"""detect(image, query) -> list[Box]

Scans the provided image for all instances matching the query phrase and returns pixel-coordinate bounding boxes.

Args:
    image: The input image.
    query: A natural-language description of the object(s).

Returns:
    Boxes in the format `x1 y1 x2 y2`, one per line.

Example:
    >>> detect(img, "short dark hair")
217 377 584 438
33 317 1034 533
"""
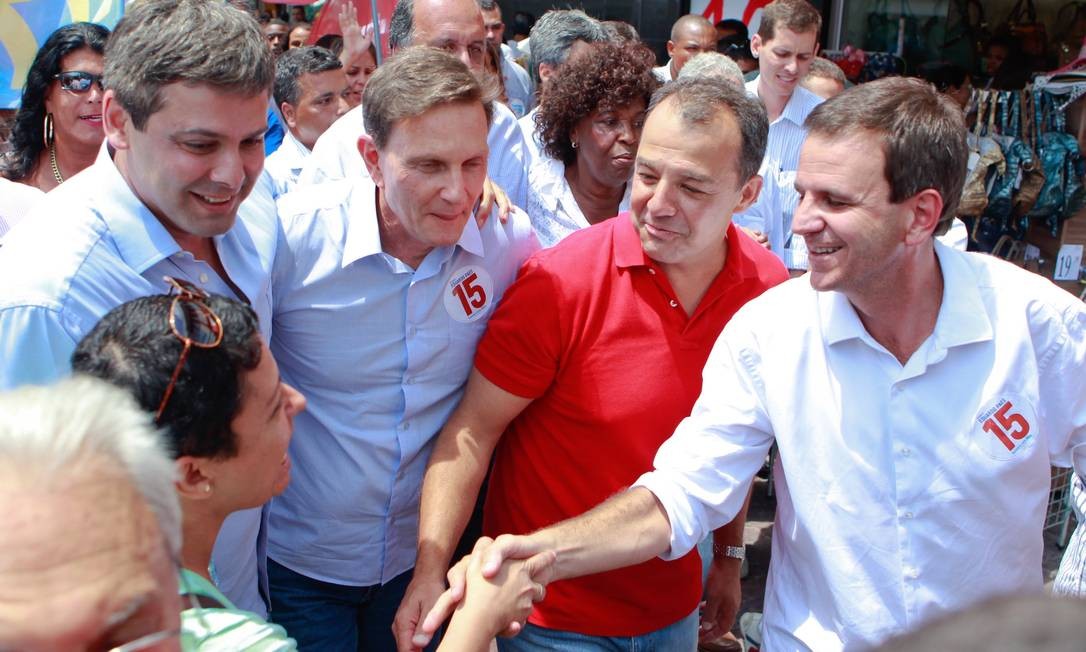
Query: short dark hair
805 76 968 230
1 22 110 182
716 18 748 39
918 61 969 93
104 0 273 130
510 11 535 38
757 0 821 41
274 46 342 107
648 77 768 184
389 0 415 50
72 293 263 460
537 41 658 165
266 17 289 28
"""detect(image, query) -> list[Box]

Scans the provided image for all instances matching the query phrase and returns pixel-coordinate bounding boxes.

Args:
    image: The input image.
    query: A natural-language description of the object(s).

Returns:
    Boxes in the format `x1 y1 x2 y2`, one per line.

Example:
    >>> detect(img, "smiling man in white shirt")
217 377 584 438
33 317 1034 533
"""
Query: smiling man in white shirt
431 77 1086 652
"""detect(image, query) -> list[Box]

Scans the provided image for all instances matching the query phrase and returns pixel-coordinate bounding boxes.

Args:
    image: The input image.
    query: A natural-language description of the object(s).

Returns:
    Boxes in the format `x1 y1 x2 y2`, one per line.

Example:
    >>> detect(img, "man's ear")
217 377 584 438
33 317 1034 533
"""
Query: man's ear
175 456 214 500
280 101 299 131
359 133 383 188
102 90 131 150
666 40 676 58
537 62 556 86
750 33 763 57
733 173 764 215
905 188 945 244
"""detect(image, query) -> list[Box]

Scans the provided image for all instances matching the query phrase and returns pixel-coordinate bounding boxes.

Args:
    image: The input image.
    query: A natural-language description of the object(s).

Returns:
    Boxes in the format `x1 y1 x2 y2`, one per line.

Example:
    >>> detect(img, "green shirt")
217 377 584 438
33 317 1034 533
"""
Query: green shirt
179 568 297 651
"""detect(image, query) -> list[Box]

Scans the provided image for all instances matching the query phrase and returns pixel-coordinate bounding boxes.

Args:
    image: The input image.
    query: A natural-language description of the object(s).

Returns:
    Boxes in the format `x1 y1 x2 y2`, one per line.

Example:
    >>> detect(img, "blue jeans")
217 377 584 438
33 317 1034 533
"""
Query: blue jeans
268 558 425 651
497 610 698 652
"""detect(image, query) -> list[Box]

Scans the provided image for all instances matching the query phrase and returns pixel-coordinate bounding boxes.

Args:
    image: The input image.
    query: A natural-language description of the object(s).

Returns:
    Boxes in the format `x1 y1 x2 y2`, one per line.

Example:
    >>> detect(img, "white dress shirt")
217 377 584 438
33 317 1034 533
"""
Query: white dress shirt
525 155 631 247
0 145 280 618
652 62 673 83
518 106 542 171
268 179 539 586
636 243 1086 651
298 101 529 209
264 129 310 198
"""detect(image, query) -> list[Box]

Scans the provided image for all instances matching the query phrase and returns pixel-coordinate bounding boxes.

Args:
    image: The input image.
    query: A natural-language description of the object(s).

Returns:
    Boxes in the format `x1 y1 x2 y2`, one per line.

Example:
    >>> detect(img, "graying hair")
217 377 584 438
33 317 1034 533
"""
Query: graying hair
104 0 273 130
389 0 415 50
364 46 497 149
528 9 607 85
274 46 343 108
0 376 182 558
678 52 745 89
805 57 846 84
648 77 768 183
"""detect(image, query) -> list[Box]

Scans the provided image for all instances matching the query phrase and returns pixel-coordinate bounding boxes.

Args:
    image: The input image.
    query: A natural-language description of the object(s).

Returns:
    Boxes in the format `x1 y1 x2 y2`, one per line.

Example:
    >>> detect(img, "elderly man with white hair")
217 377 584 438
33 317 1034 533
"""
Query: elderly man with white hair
0 376 184 651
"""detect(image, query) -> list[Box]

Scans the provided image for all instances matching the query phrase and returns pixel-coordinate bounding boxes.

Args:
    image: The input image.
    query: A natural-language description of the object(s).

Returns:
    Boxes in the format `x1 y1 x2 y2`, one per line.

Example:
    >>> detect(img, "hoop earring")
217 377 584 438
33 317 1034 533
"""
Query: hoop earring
43 113 55 149
571 139 578 149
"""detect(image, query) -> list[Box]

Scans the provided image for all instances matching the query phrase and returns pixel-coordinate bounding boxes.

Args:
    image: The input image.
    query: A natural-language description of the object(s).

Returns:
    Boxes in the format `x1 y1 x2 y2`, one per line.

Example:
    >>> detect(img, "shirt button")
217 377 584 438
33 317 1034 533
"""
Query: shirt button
400 422 410 431
669 299 679 308
648 268 656 275
901 448 911 457
404 377 414 385
904 511 914 519
908 568 919 579
198 273 209 284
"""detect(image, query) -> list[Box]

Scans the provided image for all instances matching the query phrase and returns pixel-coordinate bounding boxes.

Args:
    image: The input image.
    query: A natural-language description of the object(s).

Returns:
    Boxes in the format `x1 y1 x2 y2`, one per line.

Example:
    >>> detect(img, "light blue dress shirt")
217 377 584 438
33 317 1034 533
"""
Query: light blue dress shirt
268 179 539 585
733 77 823 269
0 146 280 618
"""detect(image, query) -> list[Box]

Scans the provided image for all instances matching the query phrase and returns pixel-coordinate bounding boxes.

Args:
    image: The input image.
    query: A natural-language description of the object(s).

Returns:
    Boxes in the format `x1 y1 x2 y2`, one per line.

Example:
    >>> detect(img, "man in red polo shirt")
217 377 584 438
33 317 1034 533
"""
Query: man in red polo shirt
397 77 786 651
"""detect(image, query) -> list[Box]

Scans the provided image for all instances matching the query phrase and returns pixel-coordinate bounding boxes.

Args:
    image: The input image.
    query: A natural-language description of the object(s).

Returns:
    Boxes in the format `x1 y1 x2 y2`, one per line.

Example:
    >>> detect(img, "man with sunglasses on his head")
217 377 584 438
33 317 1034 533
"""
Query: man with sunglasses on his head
0 0 280 620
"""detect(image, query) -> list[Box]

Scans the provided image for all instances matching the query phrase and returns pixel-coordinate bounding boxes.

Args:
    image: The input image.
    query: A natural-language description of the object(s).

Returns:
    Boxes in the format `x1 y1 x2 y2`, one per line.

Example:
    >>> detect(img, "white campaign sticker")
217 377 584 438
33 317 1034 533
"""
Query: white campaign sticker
971 394 1037 461
443 265 494 323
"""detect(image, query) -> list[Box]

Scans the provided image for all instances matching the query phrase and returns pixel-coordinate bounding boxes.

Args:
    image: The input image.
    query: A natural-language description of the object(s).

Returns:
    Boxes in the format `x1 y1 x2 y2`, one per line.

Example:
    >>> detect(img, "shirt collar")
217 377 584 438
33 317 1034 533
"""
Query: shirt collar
821 242 994 348
746 76 814 127
341 182 486 267
280 130 312 171
93 143 184 273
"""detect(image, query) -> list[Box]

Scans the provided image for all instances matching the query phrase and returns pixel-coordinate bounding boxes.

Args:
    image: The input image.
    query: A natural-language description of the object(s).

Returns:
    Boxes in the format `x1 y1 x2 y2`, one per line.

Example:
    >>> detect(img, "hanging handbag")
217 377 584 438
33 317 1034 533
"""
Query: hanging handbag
959 91 1007 216
1014 89 1046 216
1007 0 1048 57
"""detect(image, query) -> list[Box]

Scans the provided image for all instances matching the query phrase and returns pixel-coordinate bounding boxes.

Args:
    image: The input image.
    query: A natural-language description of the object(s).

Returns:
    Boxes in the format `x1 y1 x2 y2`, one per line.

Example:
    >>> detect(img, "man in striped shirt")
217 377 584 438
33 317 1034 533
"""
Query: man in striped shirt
733 0 823 272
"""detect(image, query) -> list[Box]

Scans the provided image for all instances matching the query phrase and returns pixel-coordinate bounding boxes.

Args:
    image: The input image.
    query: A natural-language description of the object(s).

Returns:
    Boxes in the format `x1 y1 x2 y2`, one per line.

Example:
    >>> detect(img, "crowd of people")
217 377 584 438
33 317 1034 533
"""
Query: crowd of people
1 0 1086 650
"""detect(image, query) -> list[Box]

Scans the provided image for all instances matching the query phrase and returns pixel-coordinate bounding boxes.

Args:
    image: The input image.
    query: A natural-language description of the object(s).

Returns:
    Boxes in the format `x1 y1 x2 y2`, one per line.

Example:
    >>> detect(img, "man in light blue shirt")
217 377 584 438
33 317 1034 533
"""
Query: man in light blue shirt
732 0 823 270
0 0 278 619
267 47 539 652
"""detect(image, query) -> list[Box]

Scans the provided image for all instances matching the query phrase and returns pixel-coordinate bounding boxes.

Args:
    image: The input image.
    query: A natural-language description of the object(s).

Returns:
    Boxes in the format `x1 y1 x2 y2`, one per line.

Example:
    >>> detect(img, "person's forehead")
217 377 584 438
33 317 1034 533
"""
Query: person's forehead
481 7 502 22
640 98 738 178
676 22 714 41
265 23 288 34
0 471 171 640
386 101 488 154
764 27 818 51
149 83 268 131
298 68 346 95
414 0 485 42
60 48 104 72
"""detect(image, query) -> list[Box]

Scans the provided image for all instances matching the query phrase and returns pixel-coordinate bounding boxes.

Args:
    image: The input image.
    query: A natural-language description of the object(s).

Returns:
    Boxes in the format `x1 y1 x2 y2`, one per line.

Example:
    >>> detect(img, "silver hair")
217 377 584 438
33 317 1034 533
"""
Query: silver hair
805 56 846 84
389 0 415 50
0 376 182 558
527 9 607 85
677 52 745 89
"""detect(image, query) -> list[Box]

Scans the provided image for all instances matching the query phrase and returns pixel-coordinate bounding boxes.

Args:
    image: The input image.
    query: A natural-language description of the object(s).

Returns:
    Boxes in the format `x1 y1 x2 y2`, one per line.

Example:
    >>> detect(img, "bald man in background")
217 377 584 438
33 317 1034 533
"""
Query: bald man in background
654 15 718 82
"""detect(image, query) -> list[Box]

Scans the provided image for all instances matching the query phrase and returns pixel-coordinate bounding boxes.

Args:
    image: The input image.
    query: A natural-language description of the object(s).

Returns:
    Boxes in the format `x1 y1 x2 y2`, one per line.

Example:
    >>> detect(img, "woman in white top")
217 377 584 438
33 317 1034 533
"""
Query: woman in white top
526 41 659 247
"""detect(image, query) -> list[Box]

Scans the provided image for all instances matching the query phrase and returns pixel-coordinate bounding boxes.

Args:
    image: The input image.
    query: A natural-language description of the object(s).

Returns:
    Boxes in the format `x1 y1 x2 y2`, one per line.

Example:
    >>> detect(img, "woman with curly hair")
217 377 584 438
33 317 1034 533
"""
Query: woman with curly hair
526 41 659 247
1 23 110 193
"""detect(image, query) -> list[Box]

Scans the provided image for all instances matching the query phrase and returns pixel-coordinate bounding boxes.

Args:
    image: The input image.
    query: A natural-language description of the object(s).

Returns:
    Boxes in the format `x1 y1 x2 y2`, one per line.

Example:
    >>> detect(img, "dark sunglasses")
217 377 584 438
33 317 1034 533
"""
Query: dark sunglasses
154 277 225 423
54 70 104 93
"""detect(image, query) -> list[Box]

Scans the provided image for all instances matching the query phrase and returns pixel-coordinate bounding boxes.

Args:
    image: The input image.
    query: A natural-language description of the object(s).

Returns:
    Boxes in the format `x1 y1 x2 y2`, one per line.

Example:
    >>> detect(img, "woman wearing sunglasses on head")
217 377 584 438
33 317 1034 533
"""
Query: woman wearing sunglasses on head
1 22 108 198
73 283 305 650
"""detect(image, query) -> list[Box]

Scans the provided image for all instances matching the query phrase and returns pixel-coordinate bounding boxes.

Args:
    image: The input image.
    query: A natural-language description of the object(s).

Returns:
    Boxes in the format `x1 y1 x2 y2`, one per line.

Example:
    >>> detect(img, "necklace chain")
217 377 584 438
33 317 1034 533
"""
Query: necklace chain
50 144 64 185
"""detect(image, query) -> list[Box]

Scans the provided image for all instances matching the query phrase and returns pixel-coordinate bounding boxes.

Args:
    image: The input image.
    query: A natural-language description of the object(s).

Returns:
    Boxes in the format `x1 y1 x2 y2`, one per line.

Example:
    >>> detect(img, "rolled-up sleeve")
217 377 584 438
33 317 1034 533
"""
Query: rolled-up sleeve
633 319 775 560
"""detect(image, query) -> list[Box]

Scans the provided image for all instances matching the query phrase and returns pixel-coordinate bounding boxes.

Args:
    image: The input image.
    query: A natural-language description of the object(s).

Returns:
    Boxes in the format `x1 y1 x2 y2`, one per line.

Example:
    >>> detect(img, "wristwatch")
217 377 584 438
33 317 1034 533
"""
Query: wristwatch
712 543 746 561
